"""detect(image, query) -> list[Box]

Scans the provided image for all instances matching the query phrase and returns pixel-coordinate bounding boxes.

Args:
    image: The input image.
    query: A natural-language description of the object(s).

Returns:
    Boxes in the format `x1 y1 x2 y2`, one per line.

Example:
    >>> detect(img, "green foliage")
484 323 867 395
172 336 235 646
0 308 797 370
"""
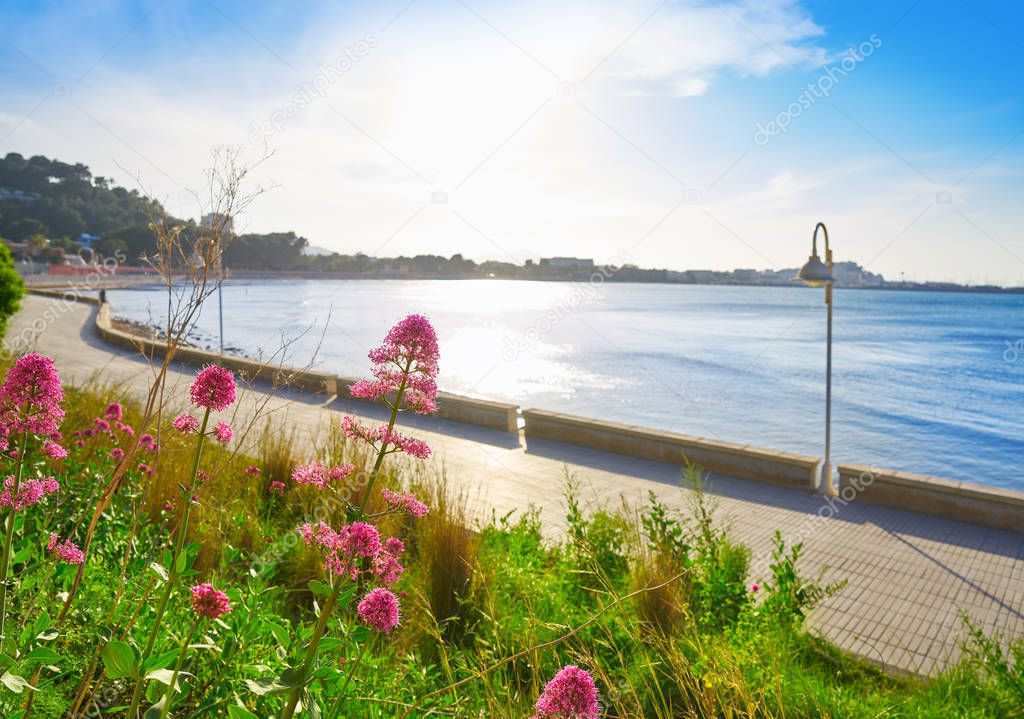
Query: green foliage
760 531 846 624
0 242 23 341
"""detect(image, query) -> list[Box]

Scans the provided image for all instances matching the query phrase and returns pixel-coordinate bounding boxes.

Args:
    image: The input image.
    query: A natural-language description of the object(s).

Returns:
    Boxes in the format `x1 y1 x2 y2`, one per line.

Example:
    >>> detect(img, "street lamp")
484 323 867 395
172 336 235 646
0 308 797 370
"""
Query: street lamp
796 222 836 496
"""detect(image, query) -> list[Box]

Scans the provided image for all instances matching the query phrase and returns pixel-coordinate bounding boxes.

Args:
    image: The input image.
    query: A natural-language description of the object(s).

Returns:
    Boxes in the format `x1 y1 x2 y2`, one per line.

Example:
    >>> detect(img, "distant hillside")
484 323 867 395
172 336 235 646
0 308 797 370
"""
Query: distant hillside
0 153 165 261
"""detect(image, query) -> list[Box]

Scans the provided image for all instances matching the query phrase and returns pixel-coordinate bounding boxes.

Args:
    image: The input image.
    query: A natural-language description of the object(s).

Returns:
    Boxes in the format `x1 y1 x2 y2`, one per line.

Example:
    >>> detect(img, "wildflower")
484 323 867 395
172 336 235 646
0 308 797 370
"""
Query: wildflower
749 582 759 593
173 413 200 434
340 417 431 460
189 365 236 412
297 521 381 577
532 666 600 719
47 533 85 565
74 440 85 449
291 460 355 490
384 537 404 556
372 549 404 585
0 353 65 436
349 314 440 414
164 499 175 513
138 463 154 476
42 440 68 460
244 464 261 476
93 418 110 432
213 421 233 443
190 583 232 619
104 402 123 421
116 422 135 437
268 480 285 495
343 522 381 558
140 433 158 452
357 588 400 634
381 488 429 518
109 447 125 461
0 475 59 511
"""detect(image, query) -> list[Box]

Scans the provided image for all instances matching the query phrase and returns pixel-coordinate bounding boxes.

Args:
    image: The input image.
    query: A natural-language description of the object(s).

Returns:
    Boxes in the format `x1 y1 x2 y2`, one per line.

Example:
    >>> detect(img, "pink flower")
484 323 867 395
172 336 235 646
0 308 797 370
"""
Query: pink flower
343 522 381 558
74 439 85 449
0 475 59 511
749 582 759 593
384 537 404 556
268 480 285 495
0 354 64 436
213 421 233 443
189 365 236 412
93 418 110 432
190 583 232 619
532 666 600 719
116 422 135 437
349 314 440 415
104 402 123 421
244 465 261 476
381 488 429 518
291 460 355 490
173 413 200 434
340 417 431 460
297 521 381 578
42 440 68 460
47 533 85 565
372 550 404 585
357 588 400 634
138 463 154 476
140 433 158 452
109 447 125 461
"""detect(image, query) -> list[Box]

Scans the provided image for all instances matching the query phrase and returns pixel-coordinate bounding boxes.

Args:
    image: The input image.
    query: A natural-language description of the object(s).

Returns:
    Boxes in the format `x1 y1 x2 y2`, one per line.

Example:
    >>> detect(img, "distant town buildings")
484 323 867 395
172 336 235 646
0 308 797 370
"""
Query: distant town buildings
539 257 595 270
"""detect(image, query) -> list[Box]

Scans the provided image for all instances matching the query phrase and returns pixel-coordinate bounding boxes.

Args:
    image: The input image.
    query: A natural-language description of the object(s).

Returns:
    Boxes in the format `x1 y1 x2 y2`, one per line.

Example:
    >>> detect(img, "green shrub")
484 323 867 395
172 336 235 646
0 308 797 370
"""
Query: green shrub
0 241 24 342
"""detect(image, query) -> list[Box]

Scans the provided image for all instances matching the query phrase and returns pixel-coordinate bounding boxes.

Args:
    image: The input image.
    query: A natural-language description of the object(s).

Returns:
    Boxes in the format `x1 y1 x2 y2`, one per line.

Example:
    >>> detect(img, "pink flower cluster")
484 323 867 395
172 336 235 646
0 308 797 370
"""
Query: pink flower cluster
244 464 261 476
0 354 65 436
140 433 158 452
0 475 59 511
213 421 233 443
268 480 285 495
381 488 429 518
532 666 600 719
173 413 200 434
104 402 123 421
190 583 232 619
357 587 400 634
47 533 85 565
189 365 237 412
291 460 356 490
42 439 68 460
349 314 440 414
340 417 431 460
297 521 405 587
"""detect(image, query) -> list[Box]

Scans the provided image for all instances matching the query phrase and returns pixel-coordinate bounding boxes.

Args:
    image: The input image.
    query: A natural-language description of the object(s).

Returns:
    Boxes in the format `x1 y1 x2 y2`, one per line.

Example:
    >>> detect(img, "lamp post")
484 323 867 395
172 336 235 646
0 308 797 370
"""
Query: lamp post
796 222 836 496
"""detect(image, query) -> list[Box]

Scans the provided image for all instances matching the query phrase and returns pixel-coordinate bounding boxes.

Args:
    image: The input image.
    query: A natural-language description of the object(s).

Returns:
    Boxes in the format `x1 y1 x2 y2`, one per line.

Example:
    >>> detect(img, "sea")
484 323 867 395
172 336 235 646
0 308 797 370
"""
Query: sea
109 280 1024 491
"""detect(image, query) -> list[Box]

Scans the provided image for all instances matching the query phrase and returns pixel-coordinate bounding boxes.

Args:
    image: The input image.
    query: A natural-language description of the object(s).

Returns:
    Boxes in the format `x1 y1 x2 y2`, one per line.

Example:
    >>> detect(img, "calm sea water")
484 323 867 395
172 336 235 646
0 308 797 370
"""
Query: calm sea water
110 280 1024 490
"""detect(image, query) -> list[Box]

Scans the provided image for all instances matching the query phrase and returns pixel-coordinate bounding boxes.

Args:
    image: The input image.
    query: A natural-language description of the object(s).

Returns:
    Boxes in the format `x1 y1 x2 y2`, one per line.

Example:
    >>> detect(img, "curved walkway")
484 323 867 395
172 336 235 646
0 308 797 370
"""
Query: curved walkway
9 294 1024 676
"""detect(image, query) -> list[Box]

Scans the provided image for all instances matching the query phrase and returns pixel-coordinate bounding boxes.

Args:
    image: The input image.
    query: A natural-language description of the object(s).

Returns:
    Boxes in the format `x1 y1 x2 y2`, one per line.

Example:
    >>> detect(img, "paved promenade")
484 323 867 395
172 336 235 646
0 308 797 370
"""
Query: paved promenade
9 294 1023 676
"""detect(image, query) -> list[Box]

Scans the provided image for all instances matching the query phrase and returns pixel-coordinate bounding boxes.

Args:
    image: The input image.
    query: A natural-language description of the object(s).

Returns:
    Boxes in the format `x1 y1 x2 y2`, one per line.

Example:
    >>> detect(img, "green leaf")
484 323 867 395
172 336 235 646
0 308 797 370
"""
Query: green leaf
316 637 343 654
244 676 289 696
149 562 169 582
227 706 261 719
23 647 61 665
0 672 35 693
349 626 370 645
101 640 139 680
302 689 321 719
146 669 191 693
142 699 166 719
263 620 290 648
0 653 17 670
33 611 51 636
34 628 58 642
175 551 189 575
143 649 180 672
307 580 332 599
278 667 306 688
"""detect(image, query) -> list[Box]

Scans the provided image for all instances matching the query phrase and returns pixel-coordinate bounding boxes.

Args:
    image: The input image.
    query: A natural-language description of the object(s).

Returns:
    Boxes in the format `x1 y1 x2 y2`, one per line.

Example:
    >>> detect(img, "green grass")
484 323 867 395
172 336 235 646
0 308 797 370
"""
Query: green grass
2 377 1021 719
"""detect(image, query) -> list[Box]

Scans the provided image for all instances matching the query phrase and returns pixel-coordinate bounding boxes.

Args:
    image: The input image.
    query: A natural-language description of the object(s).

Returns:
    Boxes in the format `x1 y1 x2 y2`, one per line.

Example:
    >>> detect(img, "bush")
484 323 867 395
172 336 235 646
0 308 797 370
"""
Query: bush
0 241 24 341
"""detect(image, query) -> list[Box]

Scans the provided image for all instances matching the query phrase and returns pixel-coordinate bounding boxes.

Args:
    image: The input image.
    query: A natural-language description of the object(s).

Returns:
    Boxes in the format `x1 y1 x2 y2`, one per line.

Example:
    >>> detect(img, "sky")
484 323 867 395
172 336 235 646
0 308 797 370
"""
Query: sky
1 0 1022 285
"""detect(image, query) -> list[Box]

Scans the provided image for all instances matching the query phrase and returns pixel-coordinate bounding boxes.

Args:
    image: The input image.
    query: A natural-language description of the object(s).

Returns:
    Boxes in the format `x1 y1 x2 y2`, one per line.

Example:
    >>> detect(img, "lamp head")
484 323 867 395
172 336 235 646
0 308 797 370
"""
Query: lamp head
796 253 833 286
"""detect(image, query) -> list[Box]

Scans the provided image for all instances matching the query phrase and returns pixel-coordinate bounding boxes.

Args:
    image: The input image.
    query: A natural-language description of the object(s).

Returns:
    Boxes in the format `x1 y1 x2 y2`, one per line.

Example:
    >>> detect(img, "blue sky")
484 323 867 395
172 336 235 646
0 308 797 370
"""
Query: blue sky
1 0 1022 284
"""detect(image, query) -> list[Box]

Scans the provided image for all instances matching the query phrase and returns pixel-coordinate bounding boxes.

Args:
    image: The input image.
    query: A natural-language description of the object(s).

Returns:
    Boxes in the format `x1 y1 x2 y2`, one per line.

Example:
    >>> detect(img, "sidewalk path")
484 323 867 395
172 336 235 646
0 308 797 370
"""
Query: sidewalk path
9 295 1023 676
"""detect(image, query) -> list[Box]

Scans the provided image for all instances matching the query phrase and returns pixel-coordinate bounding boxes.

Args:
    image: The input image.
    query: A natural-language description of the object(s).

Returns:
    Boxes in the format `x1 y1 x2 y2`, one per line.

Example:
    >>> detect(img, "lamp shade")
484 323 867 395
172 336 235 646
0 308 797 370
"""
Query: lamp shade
796 254 833 286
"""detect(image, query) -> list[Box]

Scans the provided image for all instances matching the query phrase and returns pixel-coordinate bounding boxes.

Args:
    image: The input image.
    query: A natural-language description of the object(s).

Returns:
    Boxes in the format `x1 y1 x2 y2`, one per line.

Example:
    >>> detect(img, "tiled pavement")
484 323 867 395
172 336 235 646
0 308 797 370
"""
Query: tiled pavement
9 294 1023 676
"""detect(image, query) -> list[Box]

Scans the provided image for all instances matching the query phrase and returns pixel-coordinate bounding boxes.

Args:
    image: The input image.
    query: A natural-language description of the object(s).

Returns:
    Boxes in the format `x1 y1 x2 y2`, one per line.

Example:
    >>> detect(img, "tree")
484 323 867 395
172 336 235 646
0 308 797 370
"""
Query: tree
0 242 24 342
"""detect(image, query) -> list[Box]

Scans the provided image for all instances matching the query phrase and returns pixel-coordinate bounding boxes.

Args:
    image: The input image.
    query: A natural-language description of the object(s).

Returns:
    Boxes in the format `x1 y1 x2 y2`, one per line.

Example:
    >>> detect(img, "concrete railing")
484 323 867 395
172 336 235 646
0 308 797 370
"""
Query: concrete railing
522 408 821 489
95 303 338 395
336 376 519 433
838 463 1024 533
27 287 102 306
